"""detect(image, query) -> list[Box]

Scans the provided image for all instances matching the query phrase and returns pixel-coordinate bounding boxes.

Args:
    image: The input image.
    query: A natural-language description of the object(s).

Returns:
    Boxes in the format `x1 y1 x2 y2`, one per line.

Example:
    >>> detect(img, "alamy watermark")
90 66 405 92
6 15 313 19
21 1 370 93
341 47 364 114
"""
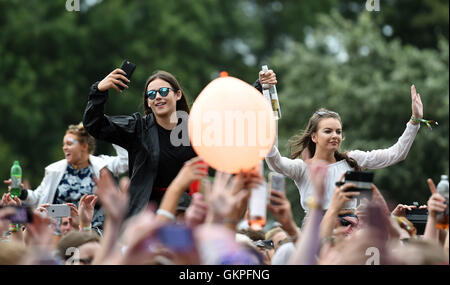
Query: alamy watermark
365 247 380 265
365 0 380 12
169 110 276 157
66 0 80 12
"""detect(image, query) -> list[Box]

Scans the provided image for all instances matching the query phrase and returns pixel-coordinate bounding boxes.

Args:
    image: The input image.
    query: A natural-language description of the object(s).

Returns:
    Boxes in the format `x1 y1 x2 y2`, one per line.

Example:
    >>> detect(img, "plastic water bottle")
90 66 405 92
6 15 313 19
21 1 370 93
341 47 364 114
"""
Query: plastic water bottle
261 65 281 120
436 175 449 229
249 162 268 230
10 161 22 199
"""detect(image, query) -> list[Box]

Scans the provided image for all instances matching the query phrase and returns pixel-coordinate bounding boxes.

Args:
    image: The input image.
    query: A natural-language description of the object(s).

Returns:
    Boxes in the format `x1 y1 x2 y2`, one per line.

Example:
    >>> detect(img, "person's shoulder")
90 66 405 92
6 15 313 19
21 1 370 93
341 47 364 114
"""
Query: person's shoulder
45 159 67 172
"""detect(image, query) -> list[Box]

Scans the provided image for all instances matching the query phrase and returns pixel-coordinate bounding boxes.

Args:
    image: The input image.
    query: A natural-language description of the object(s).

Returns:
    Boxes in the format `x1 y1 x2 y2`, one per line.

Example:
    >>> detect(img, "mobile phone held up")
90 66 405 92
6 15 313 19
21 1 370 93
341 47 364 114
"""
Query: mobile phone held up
47 204 71 218
156 224 196 253
118 60 136 90
343 171 374 201
0 205 33 224
269 172 285 206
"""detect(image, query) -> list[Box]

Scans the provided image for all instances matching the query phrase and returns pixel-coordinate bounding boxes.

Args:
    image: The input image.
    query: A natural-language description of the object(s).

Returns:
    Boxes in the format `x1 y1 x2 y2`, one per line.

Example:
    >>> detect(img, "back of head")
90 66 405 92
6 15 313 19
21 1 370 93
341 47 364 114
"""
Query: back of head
56 230 100 261
0 241 28 265
391 239 449 265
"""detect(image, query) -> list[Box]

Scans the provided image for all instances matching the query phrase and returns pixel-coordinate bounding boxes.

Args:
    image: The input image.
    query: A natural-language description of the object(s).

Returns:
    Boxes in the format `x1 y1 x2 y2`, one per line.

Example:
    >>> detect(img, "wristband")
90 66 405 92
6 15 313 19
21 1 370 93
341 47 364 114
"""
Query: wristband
156 209 175 221
81 225 91 232
9 224 22 233
410 116 438 130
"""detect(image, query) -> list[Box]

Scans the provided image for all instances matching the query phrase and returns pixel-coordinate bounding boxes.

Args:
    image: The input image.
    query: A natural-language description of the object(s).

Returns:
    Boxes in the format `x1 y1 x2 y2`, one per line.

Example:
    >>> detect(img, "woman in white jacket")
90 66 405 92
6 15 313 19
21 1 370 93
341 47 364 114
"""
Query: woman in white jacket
265 85 424 213
12 123 128 229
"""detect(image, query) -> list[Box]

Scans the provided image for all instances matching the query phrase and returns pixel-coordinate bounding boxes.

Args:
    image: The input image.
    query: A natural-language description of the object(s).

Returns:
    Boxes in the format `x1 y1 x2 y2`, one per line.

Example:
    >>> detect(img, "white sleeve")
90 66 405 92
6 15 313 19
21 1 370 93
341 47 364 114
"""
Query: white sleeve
98 144 129 176
348 121 420 170
24 169 50 209
265 146 306 181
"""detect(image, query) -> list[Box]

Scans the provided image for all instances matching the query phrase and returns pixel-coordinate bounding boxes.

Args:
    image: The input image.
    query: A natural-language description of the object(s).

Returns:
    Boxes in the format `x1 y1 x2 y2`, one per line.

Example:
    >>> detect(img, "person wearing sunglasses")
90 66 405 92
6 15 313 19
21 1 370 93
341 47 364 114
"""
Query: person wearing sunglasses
263 72 424 214
83 68 198 219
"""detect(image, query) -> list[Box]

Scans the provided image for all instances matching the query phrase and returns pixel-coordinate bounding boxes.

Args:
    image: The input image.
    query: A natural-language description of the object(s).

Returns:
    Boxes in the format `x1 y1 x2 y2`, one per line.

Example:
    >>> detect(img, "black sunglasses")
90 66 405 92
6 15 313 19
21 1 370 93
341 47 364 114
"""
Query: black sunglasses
146 87 176 100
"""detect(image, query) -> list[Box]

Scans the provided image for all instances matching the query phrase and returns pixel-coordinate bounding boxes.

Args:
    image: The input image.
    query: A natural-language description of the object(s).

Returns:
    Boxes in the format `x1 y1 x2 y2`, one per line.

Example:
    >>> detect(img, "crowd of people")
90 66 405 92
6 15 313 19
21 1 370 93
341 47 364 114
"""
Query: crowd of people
0 66 448 265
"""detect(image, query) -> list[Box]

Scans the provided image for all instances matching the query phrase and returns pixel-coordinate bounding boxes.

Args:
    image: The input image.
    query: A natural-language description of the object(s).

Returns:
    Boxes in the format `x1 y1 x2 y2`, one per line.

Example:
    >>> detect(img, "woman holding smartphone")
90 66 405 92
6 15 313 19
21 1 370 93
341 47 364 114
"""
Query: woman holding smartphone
264 82 425 213
83 68 199 218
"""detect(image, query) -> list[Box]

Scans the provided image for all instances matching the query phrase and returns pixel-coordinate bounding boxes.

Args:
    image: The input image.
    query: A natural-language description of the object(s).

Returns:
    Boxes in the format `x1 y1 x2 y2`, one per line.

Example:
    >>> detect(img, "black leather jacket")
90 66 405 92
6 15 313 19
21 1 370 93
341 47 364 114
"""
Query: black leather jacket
83 82 161 218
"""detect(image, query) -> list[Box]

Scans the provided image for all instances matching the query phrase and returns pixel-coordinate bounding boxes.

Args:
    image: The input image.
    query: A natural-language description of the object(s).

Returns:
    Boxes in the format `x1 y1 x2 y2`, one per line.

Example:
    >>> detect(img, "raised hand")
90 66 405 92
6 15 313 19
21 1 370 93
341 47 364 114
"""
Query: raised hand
97 68 130 93
171 157 208 192
77 194 98 228
185 193 209 227
426 178 447 218
206 171 252 225
1 193 22 207
94 169 129 223
258 69 277 87
410 84 423 120
391 204 417 217
267 190 298 237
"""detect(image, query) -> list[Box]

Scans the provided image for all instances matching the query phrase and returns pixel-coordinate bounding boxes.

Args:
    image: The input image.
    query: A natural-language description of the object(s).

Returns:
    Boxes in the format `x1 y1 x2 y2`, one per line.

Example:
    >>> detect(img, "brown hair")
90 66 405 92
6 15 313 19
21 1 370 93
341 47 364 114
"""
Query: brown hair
288 108 361 171
143 70 190 115
66 123 96 154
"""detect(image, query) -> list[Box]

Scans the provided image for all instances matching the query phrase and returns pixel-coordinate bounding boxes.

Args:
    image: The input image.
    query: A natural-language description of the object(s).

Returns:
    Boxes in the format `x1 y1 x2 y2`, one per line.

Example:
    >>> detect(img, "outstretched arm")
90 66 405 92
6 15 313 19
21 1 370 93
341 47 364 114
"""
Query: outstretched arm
265 146 306 181
348 84 422 169
83 69 136 149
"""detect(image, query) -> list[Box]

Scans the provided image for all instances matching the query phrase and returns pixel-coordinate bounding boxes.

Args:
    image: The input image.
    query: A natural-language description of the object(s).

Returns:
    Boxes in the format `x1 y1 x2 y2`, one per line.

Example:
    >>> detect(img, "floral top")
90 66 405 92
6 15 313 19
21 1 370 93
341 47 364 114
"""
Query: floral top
54 164 104 229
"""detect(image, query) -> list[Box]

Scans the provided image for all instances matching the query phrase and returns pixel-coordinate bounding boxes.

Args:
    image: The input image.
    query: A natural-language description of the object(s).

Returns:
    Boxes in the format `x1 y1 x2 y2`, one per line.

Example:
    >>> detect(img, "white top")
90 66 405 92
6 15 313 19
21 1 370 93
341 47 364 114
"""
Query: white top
24 144 128 209
265 122 420 211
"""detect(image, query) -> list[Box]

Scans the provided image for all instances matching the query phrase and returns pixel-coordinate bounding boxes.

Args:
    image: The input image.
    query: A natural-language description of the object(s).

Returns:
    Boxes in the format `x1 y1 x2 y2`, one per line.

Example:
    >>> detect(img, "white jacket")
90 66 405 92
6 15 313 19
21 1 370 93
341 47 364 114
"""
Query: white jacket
24 144 128 209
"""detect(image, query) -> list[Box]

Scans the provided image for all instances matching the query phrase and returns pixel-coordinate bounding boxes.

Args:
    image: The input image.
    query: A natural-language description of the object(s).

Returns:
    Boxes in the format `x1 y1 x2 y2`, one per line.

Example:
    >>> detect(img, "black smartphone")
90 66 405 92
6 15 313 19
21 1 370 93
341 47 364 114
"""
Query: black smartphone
405 208 428 235
156 224 195 253
343 171 374 200
118 60 136 90
0 205 33 224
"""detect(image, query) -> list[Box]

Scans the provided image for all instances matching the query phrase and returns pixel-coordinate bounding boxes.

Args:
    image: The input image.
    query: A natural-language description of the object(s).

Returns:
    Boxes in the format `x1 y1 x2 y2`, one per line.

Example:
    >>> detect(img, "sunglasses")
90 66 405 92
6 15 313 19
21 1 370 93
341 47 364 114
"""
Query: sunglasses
146 87 176 100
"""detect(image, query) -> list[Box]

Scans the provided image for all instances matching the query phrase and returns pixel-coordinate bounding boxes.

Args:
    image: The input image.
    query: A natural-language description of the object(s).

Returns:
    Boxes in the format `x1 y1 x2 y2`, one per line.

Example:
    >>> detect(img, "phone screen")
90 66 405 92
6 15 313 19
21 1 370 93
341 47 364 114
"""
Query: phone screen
4 206 33 224
157 225 195 253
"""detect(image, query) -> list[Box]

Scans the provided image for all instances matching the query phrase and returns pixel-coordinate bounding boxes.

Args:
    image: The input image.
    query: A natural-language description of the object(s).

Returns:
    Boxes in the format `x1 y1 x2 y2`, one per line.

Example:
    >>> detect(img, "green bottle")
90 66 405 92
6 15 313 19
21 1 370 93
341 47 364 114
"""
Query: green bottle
10 161 22 199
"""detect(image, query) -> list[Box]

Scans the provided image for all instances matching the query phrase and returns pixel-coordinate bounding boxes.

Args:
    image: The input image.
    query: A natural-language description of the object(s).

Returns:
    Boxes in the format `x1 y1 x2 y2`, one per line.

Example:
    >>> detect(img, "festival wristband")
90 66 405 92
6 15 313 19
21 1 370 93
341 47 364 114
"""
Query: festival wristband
9 224 22 233
156 209 175 221
411 116 438 130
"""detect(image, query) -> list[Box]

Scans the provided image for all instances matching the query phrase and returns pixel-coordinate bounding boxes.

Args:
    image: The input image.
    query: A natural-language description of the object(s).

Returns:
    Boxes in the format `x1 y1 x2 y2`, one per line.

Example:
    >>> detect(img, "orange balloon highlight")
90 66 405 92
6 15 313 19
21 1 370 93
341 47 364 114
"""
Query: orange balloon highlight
188 76 276 173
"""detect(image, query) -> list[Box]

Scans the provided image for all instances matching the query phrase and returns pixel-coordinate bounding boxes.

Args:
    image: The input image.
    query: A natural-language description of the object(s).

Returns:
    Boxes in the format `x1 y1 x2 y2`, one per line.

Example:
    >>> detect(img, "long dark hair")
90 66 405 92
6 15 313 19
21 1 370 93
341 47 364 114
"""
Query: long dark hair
288 108 361 171
143 70 190 115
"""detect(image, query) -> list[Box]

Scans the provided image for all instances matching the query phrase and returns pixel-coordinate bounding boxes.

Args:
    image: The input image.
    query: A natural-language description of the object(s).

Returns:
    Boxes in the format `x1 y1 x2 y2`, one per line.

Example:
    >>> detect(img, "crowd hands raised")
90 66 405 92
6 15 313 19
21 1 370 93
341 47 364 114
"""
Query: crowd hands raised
1 68 448 266
0 156 447 265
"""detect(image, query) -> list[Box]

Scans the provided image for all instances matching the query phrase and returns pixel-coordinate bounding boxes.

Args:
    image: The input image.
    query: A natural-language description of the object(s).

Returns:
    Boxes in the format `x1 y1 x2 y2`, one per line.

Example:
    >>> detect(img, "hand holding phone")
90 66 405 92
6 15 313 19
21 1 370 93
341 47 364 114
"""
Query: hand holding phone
47 204 71 218
97 60 135 92
0 205 33 224
343 171 374 200
118 60 136 90
269 172 285 206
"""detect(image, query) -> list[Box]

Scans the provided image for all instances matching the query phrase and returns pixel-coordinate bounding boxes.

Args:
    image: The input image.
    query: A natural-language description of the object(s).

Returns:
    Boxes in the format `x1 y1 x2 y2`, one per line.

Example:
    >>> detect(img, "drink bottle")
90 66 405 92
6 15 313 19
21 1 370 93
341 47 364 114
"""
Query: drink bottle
249 162 268 230
261 65 281 120
10 161 22 199
436 175 449 229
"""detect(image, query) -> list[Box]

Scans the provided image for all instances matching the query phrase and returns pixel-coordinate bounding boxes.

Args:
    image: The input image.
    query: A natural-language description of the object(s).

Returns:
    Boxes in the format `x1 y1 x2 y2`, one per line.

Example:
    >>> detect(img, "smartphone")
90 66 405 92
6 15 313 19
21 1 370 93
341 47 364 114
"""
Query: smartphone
0 205 33 224
47 204 71 218
156 224 195 253
269 172 285 205
118 60 136 90
405 207 428 235
343 171 374 200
